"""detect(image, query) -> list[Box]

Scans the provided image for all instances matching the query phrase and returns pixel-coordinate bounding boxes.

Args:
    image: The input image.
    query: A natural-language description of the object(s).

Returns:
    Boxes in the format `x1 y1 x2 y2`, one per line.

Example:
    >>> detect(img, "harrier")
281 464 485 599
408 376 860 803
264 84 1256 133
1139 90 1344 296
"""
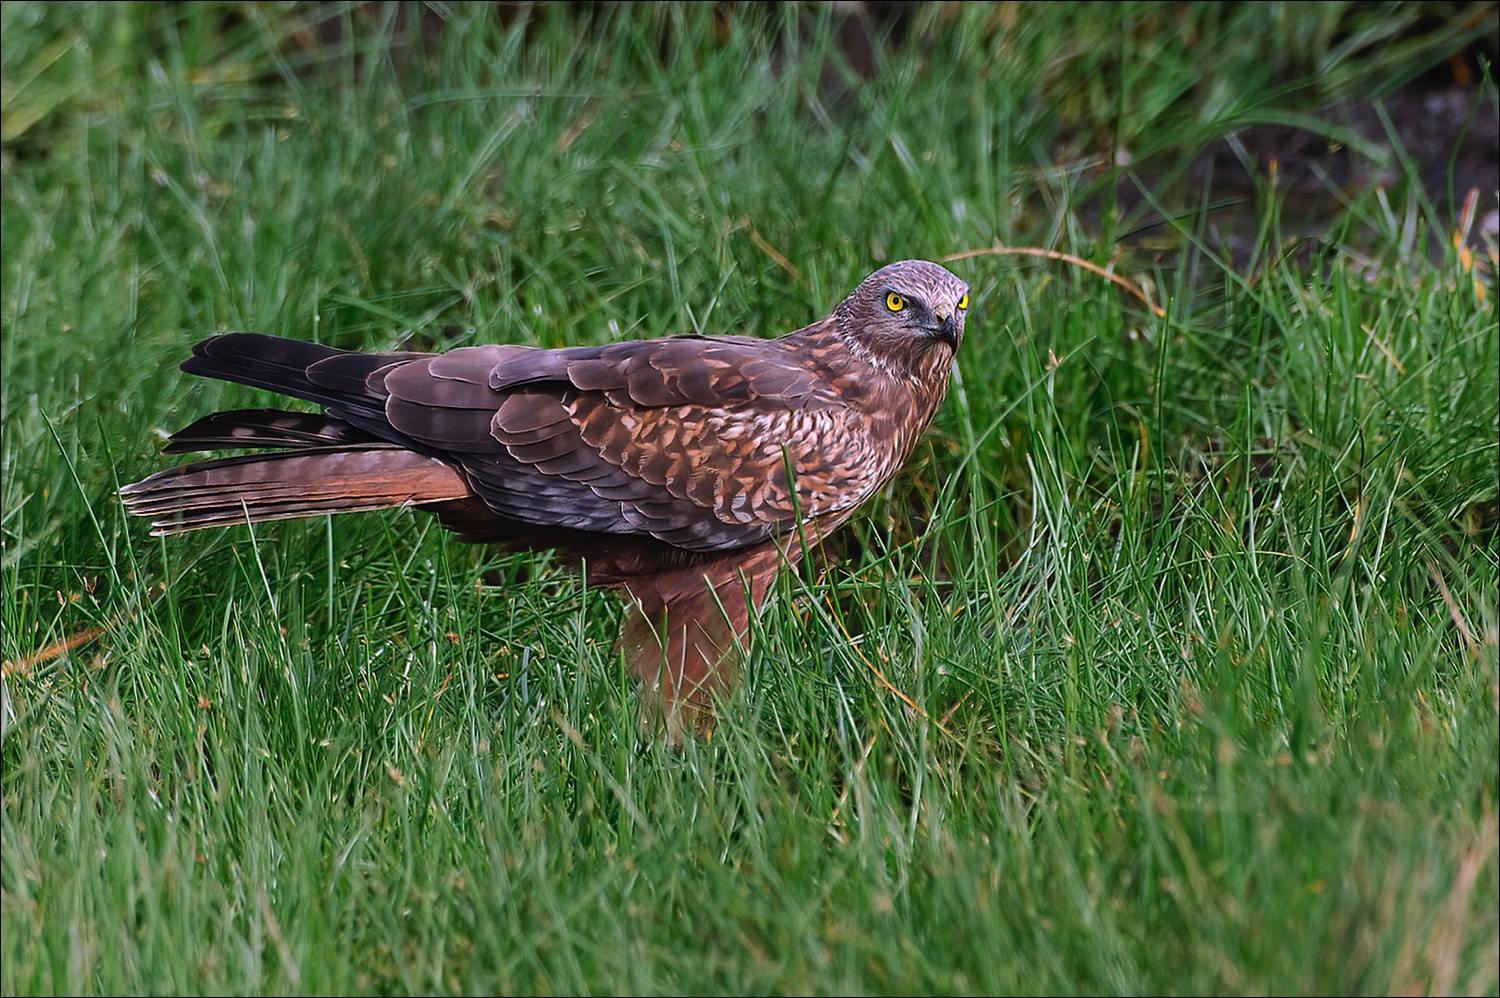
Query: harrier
123 260 970 738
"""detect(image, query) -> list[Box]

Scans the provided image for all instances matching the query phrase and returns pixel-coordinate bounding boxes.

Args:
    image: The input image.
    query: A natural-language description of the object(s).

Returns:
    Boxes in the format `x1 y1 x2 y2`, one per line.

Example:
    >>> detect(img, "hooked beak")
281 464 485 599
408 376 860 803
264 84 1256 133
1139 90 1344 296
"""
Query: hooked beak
929 313 959 350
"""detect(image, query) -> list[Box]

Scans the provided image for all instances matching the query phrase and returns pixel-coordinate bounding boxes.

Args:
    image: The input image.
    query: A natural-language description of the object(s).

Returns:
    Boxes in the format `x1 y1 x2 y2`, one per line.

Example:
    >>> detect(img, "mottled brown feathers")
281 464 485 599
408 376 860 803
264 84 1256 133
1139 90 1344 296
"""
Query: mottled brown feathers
122 259 971 738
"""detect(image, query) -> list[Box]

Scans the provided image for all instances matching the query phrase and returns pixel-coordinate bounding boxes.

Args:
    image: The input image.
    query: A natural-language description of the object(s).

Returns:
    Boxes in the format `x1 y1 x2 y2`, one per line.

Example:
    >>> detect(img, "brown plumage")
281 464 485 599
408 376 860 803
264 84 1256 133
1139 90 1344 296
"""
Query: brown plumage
122 259 970 738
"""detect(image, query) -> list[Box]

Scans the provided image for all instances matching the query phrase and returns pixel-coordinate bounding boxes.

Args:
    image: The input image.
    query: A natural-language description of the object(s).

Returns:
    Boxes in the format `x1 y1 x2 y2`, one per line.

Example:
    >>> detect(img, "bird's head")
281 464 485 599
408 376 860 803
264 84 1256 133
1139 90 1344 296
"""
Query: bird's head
834 260 970 375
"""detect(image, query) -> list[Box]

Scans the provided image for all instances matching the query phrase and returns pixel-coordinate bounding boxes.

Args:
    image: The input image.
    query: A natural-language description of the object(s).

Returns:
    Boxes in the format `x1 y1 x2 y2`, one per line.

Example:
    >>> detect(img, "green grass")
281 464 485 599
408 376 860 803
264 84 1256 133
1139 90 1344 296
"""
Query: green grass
3 2 1497 994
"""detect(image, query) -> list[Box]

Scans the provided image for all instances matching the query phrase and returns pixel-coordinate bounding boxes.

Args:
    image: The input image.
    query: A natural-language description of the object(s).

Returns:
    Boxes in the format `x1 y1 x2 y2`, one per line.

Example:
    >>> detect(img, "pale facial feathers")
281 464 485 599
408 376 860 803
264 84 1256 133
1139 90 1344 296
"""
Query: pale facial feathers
833 259 970 376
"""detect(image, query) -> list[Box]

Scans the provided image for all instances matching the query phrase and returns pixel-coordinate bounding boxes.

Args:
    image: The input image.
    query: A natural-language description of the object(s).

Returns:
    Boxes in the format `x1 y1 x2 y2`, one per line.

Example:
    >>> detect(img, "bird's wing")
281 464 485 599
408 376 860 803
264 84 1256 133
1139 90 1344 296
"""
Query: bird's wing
301 327 885 552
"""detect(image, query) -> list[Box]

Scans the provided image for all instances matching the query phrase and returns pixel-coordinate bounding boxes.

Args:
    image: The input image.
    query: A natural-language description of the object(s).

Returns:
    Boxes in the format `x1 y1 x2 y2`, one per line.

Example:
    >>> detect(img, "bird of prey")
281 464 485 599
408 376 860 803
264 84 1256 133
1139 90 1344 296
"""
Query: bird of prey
122 259 970 738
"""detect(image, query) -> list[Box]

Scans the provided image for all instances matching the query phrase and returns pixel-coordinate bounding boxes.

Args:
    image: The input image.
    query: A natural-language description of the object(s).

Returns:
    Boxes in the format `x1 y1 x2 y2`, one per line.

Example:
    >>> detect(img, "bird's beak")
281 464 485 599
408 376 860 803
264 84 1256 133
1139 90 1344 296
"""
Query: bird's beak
932 313 959 350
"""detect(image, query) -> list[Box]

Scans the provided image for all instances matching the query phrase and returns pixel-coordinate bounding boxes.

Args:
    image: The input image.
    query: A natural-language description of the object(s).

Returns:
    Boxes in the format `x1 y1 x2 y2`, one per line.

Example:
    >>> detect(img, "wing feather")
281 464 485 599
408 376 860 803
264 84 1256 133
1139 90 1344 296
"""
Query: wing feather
149 319 878 554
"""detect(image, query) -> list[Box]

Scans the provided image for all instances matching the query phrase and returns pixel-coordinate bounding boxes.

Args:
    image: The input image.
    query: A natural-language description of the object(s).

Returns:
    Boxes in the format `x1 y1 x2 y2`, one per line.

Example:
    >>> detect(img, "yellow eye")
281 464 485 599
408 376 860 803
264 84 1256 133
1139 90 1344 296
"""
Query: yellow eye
885 292 906 312
957 293 969 311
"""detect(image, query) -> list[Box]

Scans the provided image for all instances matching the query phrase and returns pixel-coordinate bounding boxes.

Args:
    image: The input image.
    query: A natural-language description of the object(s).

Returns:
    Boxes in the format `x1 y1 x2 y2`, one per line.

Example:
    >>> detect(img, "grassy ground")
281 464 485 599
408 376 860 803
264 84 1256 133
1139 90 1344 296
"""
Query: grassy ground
3 2 1497 994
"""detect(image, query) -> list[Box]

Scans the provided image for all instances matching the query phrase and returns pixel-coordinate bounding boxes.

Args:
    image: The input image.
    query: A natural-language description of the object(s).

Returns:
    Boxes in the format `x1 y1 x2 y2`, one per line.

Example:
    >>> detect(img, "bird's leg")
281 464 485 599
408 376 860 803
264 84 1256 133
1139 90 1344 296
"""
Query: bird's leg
617 546 784 742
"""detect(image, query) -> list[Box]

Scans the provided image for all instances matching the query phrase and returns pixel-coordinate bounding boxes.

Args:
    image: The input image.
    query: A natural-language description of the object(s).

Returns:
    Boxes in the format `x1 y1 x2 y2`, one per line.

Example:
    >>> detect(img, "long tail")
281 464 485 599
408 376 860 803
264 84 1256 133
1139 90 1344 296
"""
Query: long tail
121 441 473 535
122 333 473 535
